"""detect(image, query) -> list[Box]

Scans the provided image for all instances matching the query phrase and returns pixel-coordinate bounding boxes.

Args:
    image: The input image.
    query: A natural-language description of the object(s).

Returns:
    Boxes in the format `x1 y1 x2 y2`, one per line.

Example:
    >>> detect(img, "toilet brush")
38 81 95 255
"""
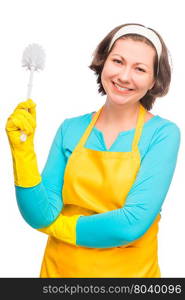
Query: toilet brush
20 43 46 142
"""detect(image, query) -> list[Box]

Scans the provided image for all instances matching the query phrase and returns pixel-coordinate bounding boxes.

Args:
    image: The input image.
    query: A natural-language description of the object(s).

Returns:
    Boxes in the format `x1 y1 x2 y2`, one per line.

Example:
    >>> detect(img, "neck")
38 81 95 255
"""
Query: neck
101 99 141 129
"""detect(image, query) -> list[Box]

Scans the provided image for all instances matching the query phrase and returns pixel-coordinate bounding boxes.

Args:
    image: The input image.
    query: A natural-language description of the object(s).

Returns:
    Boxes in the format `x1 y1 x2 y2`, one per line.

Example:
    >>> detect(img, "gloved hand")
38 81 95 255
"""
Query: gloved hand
37 213 83 246
6 99 41 187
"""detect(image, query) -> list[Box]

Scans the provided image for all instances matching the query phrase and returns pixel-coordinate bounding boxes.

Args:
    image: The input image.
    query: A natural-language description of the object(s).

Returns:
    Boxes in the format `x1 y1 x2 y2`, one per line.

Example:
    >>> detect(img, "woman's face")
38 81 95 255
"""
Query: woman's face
101 38 156 106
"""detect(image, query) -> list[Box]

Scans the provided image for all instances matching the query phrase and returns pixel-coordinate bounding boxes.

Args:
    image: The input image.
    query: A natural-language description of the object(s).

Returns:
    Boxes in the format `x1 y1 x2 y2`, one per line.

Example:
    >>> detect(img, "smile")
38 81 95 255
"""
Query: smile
112 82 134 93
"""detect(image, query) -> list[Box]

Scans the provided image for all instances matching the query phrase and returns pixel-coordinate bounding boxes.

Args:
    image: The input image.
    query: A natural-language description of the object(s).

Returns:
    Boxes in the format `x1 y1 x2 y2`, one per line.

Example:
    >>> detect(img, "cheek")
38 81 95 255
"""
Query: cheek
101 69 109 82
101 69 110 88
133 74 152 91
101 63 117 80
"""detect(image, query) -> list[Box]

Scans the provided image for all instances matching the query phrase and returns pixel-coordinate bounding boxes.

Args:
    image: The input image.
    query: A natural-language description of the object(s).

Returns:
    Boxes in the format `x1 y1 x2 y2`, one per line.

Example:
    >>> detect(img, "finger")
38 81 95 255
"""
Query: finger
6 109 36 133
28 99 36 120
15 99 36 118
14 109 36 129
6 115 17 132
9 113 34 135
14 114 34 135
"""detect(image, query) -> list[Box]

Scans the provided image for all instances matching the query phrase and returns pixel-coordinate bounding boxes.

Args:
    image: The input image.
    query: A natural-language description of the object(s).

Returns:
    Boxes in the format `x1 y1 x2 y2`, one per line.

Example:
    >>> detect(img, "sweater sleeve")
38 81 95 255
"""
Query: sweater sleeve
74 122 181 248
15 119 68 228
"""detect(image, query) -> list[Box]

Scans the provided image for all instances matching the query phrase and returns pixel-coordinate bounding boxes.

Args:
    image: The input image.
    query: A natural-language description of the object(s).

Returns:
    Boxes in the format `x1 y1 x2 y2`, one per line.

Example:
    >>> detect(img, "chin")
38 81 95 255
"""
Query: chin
108 94 133 105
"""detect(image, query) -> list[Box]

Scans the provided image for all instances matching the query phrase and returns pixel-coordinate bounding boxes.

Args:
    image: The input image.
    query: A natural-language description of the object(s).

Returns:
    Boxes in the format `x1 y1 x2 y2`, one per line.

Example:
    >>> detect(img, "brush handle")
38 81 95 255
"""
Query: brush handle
27 67 35 99
20 67 35 142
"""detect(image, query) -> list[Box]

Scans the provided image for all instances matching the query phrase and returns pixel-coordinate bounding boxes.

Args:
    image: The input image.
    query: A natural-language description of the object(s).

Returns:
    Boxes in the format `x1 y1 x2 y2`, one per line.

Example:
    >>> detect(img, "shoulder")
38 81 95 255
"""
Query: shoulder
63 112 92 132
55 111 92 145
152 115 180 138
147 115 181 151
137 114 181 159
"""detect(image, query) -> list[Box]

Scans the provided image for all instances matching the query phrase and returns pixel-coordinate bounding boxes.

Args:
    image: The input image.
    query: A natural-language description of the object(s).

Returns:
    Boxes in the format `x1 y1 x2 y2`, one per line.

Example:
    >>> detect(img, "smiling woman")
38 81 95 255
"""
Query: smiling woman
6 22 181 278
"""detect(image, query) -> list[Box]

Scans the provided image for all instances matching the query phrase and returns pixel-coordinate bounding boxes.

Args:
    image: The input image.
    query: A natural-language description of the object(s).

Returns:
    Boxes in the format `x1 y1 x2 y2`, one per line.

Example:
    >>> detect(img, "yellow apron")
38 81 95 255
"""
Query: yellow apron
40 103 161 278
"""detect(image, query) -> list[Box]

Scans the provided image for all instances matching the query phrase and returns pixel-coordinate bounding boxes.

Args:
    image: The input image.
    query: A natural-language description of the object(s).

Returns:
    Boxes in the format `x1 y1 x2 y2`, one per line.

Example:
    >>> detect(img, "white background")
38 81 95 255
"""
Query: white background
0 0 184 277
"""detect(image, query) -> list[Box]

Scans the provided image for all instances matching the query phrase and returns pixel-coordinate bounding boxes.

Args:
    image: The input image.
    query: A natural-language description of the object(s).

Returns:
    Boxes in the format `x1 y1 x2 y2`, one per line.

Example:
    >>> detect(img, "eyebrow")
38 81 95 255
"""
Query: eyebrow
111 53 150 68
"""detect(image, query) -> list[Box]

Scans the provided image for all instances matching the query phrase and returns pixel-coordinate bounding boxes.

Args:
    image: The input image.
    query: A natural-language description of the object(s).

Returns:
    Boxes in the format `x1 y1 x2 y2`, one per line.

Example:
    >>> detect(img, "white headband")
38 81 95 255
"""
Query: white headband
108 25 162 61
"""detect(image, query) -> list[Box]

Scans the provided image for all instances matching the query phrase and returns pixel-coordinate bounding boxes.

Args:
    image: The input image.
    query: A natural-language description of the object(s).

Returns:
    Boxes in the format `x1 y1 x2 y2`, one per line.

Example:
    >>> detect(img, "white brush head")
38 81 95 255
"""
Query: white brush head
22 43 45 71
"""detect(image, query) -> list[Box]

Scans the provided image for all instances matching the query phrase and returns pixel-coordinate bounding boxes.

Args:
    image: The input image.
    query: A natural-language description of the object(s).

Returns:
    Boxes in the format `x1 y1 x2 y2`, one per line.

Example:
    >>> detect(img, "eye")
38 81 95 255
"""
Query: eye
112 59 122 64
136 67 146 72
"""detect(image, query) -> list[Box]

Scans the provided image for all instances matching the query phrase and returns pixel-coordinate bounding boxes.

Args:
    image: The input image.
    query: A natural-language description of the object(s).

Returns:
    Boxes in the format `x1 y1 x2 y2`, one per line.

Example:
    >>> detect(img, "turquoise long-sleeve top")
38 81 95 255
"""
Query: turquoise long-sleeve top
15 109 181 248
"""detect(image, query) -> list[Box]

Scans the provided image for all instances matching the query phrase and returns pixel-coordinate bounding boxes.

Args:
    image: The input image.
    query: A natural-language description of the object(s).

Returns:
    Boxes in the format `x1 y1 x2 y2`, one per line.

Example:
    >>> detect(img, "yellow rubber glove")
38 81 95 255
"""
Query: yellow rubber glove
37 214 82 246
6 99 41 187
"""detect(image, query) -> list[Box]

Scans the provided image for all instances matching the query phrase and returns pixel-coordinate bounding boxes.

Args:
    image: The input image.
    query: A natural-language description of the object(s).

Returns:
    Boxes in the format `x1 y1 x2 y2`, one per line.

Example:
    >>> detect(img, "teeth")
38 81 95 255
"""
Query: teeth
114 83 131 91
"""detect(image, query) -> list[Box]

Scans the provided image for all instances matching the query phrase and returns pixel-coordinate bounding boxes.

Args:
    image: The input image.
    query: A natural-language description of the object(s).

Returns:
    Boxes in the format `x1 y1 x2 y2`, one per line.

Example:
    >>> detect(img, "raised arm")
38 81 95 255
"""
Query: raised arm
38 122 181 248
15 123 68 228
6 99 72 228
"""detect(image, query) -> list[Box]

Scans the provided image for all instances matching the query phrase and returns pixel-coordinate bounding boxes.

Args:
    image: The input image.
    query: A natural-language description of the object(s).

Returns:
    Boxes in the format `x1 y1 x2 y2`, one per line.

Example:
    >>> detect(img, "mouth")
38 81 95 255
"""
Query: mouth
112 81 134 93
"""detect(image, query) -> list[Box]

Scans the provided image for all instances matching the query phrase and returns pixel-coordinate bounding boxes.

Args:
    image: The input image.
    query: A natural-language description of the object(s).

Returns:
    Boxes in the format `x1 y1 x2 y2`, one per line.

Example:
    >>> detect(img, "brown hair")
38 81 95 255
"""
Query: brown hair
89 23 171 110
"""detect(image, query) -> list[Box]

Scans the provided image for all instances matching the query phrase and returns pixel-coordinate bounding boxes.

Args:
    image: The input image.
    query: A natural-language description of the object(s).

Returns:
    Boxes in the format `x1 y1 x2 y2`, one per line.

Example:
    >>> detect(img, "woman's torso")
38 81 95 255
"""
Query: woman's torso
40 105 163 278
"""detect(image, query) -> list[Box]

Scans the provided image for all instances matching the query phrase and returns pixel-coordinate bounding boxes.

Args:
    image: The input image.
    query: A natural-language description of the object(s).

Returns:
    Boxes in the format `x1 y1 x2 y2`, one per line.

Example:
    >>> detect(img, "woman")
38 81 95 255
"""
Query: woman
6 23 181 278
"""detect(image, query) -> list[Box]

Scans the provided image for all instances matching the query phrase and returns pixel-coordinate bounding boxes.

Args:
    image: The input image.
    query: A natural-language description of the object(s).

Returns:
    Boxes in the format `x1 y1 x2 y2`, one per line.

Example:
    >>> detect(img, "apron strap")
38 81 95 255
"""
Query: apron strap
131 103 146 151
75 105 104 151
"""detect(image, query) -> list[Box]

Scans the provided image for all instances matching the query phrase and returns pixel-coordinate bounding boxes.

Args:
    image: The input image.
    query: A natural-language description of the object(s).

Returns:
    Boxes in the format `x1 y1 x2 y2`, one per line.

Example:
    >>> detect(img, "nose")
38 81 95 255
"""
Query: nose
118 66 132 83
